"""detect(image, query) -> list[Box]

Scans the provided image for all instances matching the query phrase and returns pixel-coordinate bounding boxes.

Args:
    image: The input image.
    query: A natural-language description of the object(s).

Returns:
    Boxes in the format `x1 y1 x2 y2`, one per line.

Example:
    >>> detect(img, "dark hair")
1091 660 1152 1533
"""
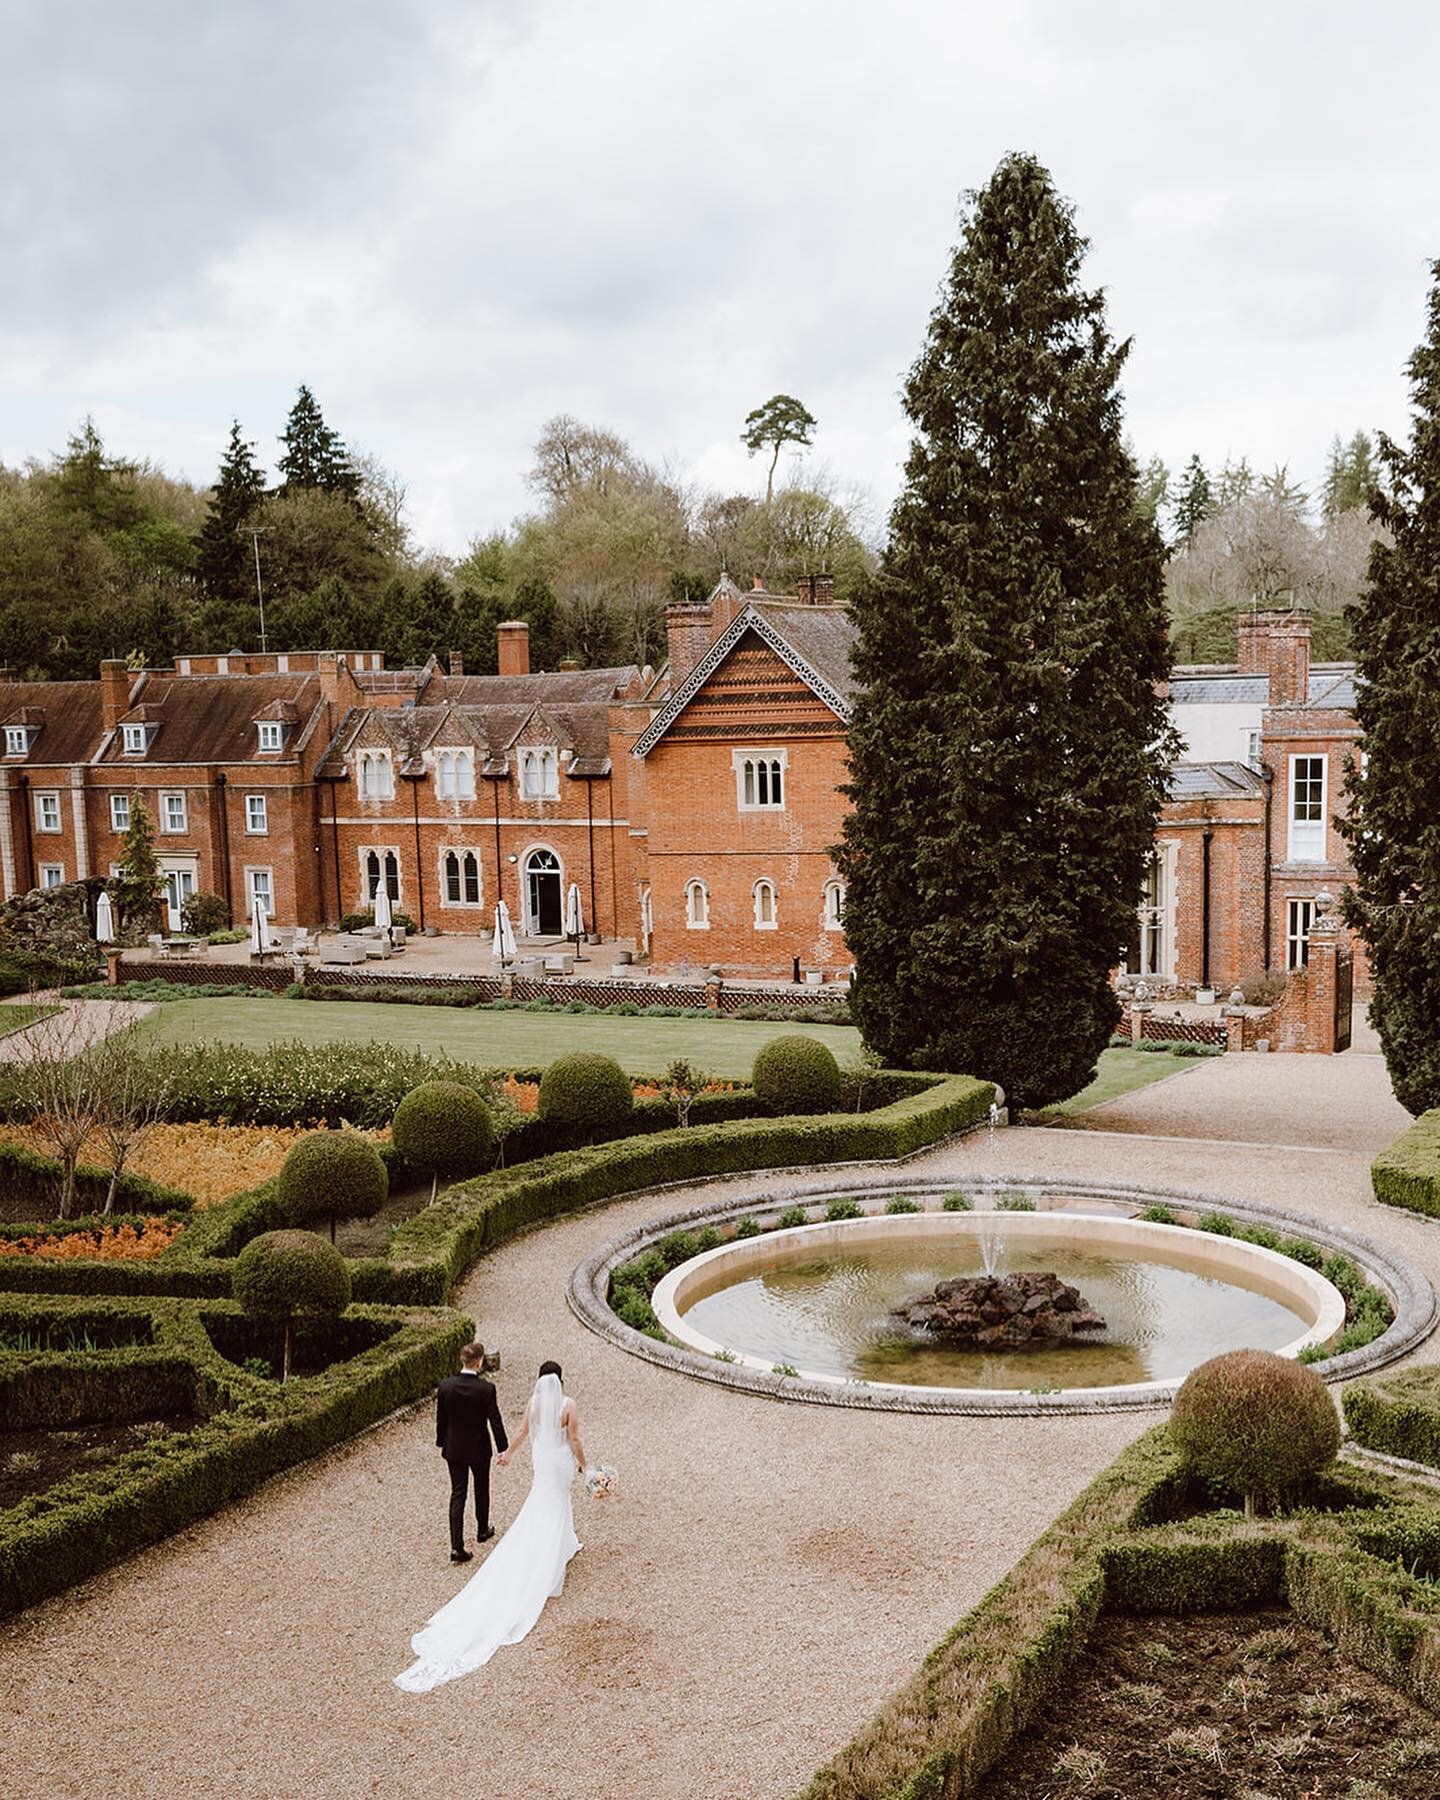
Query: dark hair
538 1360 562 1381
461 1341 485 1367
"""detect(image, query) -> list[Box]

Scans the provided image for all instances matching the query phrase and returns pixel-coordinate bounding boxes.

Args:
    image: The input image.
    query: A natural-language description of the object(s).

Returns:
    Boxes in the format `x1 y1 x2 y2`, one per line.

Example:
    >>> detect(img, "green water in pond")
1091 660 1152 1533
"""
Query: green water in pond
681 1241 1308 1390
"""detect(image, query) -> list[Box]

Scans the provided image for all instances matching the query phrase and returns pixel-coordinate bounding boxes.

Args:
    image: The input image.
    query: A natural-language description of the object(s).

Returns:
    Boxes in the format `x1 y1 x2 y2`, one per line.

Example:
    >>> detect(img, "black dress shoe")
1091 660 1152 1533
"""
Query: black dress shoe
476 1528 495 1544
450 1549 473 1564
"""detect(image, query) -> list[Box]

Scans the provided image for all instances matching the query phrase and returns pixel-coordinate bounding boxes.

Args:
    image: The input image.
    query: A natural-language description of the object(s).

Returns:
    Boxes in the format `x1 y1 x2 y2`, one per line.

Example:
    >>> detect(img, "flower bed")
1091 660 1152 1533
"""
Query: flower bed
801 1429 1440 1799
0 1218 182 1260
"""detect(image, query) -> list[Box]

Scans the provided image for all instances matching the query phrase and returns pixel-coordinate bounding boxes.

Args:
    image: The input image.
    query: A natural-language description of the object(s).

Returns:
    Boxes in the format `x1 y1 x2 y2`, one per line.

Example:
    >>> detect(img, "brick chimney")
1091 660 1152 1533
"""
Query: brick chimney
795 573 836 605
1237 608 1310 707
448 650 464 677
318 651 347 711
100 659 131 732
497 620 530 677
661 602 711 686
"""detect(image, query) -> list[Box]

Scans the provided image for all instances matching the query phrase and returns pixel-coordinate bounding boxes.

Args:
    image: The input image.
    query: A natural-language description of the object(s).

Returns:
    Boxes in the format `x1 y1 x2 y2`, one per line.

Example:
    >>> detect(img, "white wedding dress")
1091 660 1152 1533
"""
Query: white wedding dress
396 1373 581 1692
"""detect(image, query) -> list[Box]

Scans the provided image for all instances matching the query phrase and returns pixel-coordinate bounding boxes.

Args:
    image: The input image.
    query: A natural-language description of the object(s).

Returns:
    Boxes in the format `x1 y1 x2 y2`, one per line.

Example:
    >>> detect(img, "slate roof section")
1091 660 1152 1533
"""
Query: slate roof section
0 682 109 765
96 674 323 764
425 667 639 706
749 601 858 705
1170 667 1358 708
320 693 616 779
1167 760 1266 800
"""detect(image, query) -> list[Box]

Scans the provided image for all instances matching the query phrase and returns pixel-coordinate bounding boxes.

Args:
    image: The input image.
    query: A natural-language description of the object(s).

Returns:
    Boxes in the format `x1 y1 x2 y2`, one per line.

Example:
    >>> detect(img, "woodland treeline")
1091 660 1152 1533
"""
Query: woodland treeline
0 385 1384 680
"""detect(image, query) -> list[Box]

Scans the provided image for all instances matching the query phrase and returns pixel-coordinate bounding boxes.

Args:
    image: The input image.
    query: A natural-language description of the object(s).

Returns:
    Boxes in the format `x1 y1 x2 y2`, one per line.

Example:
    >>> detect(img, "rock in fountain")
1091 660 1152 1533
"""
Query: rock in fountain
890 1272 1106 1347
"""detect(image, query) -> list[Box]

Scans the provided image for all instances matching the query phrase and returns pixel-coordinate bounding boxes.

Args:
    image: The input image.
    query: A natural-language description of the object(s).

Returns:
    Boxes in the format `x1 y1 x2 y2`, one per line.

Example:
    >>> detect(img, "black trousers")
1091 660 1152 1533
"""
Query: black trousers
445 1452 492 1552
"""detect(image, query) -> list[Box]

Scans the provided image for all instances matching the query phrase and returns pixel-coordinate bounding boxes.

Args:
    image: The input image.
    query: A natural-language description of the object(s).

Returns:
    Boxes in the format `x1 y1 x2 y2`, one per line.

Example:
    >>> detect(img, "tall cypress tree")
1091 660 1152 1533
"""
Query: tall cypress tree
195 421 267 601
1339 265 1440 1114
837 154 1176 1109
277 385 359 498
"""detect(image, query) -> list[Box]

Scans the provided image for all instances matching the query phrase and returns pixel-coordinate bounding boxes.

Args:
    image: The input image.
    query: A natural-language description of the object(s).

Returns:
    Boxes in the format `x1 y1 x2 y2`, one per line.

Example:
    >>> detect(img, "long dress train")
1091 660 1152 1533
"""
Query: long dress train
395 1373 581 1692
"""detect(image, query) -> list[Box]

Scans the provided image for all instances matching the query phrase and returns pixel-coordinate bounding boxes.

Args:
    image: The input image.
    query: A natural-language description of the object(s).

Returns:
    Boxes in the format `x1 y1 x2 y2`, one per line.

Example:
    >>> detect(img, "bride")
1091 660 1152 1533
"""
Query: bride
396 1362 587 1693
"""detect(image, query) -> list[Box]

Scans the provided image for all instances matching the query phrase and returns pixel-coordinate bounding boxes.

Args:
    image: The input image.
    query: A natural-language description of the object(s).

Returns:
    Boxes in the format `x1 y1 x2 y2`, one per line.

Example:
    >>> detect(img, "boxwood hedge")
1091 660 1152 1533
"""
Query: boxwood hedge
802 1428 1440 1799
1372 1107 1440 1218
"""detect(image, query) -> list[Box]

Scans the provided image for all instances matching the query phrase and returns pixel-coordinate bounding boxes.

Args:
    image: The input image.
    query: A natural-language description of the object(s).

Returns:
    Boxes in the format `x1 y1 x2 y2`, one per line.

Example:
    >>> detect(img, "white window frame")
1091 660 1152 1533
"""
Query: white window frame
436 749 476 801
1287 754 1326 863
360 847 402 907
35 791 61 833
1286 897 1316 971
440 847 483 908
109 793 130 833
4 726 27 756
358 752 394 801
245 866 275 919
753 878 778 930
733 749 788 812
160 791 187 835
121 723 148 755
684 879 710 930
245 794 268 835
1245 729 1262 768
823 879 846 931
256 721 284 753
519 747 559 800
38 863 64 890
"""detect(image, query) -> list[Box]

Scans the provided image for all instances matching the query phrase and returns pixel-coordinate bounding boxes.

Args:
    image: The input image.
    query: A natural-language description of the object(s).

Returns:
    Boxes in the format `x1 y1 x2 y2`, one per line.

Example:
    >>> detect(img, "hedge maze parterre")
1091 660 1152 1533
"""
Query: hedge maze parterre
0 1058 995 1618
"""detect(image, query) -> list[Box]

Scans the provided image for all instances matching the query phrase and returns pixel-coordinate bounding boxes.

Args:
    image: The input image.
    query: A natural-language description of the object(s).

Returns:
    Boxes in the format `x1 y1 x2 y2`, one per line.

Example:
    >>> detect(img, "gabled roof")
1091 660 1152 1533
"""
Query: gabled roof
98 674 323 764
631 602 854 759
0 682 105 764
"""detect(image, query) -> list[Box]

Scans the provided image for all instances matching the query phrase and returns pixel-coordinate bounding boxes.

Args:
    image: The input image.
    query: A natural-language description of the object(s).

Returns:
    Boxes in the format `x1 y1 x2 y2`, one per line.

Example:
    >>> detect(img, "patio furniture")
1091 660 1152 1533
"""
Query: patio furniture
321 942 368 966
147 934 165 953
543 954 574 975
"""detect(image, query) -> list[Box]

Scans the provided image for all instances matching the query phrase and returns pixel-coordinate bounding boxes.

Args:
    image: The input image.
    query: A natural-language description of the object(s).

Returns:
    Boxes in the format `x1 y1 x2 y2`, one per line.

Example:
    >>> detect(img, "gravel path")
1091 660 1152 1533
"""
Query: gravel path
1 1045 1429 1800
0 996 155 1062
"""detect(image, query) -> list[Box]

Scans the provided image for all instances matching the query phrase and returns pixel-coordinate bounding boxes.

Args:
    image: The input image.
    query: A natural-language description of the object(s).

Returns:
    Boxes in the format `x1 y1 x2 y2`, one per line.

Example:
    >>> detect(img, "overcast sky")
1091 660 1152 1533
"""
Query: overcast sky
3 0 1437 555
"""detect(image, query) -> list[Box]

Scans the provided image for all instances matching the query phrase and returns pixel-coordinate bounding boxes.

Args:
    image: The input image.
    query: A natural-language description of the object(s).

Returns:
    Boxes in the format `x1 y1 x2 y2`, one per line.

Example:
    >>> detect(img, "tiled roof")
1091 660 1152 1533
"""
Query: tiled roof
0 681 109 764
98 673 323 763
322 695 616 778
1167 760 1266 800
750 601 858 705
427 667 639 706
1170 667 1358 708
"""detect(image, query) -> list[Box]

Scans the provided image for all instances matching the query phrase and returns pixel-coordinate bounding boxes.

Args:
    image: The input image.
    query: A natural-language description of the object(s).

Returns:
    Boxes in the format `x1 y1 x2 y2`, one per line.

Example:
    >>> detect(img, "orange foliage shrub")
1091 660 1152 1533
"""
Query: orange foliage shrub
0 1218 180 1260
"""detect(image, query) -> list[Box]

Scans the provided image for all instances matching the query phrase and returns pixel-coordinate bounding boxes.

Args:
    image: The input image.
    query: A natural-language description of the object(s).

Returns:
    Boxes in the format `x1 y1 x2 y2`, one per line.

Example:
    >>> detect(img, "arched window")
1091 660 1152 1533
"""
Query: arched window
735 752 785 811
823 879 846 930
437 750 475 800
753 879 777 929
685 880 709 929
442 849 482 906
358 752 393 800
364 849 400 903
520 747 558 799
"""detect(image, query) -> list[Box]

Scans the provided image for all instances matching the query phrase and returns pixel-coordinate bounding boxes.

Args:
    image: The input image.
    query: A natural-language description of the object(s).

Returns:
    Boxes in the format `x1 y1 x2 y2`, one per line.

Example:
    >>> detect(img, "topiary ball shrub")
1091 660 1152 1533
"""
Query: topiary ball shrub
1170 1348 1340 1516
277 1129 388 1242
391 1081 495 1196
752 1035 843 1115
232 1229 352 1381
537 1052 633 1135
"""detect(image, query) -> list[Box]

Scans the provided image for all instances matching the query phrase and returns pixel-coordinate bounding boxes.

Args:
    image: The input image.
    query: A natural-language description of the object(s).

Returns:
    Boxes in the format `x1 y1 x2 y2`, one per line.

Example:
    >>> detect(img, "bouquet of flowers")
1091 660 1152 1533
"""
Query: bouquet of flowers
584 1464 617 1499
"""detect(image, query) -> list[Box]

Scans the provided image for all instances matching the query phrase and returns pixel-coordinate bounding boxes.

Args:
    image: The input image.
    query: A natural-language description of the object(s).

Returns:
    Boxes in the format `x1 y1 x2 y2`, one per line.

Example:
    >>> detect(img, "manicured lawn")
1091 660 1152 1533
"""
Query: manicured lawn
0 1003 58 1040
126 997 863 1078
1049 1047 1201 1113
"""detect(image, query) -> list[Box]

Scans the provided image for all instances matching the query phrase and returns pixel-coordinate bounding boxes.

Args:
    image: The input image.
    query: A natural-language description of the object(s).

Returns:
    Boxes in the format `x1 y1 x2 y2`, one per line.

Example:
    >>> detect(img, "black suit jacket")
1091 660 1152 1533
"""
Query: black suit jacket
436 1373 508 1463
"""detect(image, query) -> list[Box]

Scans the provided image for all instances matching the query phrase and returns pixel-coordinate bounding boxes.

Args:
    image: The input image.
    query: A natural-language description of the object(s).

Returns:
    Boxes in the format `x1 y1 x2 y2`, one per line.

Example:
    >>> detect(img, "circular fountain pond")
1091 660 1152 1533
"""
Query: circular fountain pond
650 1208 1347 1404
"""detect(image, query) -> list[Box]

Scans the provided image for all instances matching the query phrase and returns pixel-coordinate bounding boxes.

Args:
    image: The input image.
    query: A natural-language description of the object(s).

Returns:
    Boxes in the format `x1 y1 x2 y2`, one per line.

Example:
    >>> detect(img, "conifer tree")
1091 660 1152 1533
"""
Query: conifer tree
1339 267 1440 1114
1171 454 1214 544
837 154 1176 1109
195 421 267 601
277 385 359 498
112 797 164 938
1322 429 1380 518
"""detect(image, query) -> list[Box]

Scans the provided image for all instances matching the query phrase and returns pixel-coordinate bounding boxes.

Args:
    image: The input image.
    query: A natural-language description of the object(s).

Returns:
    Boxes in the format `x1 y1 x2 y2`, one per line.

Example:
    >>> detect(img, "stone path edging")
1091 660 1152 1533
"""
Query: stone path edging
567 1172 1438 1417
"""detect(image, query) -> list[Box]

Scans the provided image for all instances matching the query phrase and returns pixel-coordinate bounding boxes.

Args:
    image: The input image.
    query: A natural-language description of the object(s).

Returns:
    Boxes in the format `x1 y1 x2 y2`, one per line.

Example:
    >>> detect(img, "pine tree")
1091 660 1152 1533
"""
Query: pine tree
836 154 1177 1109
277 385 359 498
1171 454 1214 544
1322 429 1381 517
1338 266 1440 1114
195 421 268 602
112 797 164 938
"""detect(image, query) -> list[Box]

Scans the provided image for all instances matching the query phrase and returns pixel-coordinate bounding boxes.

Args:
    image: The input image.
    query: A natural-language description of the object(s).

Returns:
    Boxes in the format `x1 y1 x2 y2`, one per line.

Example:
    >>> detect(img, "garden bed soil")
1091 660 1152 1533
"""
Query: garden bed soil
977 1606 1440 1799
333 1178 441 1257
1 1415 192 1508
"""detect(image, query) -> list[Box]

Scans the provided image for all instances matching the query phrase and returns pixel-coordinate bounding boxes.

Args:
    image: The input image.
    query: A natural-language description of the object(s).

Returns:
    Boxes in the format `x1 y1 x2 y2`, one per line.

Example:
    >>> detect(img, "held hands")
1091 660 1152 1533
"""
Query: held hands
496 1451 510 1468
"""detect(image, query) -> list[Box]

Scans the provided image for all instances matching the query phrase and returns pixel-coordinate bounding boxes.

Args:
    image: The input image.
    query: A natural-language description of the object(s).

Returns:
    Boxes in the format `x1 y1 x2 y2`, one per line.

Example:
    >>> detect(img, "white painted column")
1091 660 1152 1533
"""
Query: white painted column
0 771 13 898
70 768 89 879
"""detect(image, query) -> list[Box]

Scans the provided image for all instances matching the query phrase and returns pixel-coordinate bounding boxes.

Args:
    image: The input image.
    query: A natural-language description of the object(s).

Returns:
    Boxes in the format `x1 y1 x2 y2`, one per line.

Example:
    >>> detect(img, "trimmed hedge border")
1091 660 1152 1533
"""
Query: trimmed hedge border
569 1175 1437 1416
801 1427 1440 1799
1345 1366 1440 1471
0 1290 472 1619
1373 1107 1440 1218
0 1139 193 1219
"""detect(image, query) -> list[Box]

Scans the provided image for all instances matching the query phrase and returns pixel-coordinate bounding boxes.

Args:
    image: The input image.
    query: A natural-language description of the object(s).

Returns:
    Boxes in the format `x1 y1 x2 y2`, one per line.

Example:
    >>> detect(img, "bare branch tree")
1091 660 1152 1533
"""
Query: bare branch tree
6 1006 107 1219
87 1026 175 1213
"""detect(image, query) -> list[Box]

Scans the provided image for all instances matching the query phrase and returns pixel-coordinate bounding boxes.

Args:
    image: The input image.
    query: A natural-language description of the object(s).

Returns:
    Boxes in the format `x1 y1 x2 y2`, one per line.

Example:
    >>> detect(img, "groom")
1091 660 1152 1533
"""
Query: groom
435 1342 508 1564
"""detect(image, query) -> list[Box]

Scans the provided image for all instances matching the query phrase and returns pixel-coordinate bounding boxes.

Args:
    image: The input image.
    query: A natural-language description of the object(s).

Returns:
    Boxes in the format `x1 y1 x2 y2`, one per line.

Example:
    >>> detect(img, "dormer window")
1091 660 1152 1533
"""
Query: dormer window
3 727 27 756
436 750 475 800
358 751 394 800
122 723 148 755
520 747 559 800
257 721 284 753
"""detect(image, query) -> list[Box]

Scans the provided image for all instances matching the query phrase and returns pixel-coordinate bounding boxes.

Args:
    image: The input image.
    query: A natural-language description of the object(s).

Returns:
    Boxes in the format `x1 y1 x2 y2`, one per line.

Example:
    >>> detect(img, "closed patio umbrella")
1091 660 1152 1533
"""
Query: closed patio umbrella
249 894 269 957
492 899 516 967
640 886 653 959
94 889 115 944
372 879 394 944
565 882 587 961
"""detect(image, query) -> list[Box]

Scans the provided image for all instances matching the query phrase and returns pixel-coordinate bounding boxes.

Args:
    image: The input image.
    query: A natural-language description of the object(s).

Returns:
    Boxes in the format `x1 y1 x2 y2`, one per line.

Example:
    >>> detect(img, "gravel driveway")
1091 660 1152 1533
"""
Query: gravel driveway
1 1043 1430 1800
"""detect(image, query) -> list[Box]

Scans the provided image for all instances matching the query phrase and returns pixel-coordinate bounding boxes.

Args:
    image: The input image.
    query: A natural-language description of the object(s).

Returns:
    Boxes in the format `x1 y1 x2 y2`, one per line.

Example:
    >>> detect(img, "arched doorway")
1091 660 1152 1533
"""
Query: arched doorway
524 848 563 937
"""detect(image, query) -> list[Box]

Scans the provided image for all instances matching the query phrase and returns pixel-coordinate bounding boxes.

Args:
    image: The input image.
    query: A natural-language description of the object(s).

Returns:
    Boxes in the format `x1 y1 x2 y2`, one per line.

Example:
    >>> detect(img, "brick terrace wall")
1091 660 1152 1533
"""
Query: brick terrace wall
1117 1008 1229 1049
